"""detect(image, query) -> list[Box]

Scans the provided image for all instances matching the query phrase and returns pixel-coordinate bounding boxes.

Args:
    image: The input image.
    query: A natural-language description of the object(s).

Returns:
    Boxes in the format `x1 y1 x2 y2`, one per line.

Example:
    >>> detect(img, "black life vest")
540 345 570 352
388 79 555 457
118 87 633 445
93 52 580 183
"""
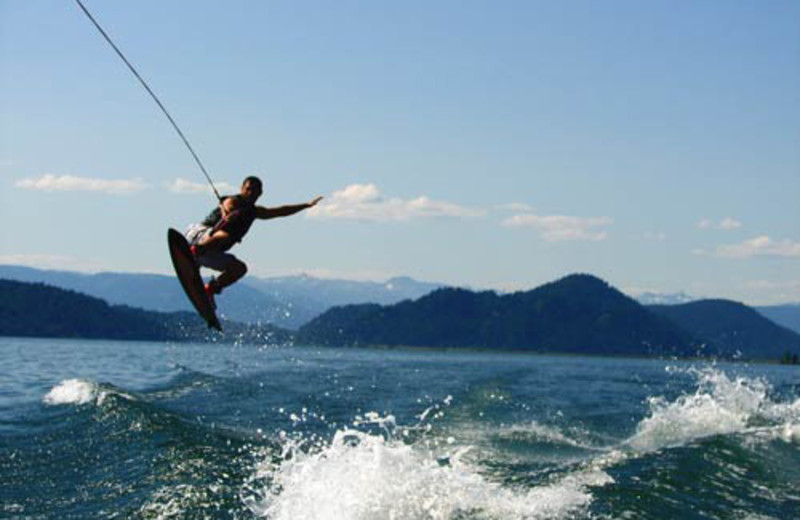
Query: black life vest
202 195 257 246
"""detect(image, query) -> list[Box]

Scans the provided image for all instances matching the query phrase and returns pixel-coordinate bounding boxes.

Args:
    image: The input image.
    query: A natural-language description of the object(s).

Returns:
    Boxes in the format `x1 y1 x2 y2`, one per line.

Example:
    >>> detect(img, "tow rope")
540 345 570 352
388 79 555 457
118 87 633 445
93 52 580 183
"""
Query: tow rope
73 0 222 201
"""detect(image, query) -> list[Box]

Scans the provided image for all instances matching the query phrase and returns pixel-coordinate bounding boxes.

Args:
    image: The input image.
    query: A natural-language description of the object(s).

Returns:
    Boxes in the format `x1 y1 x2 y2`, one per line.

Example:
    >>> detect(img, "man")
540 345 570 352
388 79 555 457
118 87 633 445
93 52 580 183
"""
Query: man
186 176 322 307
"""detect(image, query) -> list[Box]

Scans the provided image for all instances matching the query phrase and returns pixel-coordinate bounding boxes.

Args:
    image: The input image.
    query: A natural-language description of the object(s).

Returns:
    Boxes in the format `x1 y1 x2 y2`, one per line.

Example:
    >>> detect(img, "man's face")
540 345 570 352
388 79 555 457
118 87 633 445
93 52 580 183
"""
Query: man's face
241 180 262 203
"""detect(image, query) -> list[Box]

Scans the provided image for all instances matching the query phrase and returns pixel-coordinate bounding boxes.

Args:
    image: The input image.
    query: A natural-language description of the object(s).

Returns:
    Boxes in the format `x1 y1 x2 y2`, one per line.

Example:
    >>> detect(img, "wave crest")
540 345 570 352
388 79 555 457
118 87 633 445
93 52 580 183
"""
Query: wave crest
246 412 611 520
627 367 791 452
43 379 99 405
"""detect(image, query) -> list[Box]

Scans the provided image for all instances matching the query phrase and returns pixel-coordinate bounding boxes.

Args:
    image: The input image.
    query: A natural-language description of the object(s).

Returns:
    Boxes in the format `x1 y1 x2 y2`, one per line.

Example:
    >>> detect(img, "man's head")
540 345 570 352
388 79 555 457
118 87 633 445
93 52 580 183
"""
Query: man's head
240 176 263 203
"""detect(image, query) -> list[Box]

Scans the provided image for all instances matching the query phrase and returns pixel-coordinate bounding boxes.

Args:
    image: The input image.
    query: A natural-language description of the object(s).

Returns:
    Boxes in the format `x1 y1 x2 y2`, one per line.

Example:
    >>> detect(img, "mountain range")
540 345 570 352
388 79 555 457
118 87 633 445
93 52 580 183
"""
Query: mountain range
3 273 800 361
0 279 290 344
296 275 695 356
634 291 800 334
0 265 443 329
648 300 800 359
3 265 799 335
756 304 800 335
297 274 800 360
634 291 696 306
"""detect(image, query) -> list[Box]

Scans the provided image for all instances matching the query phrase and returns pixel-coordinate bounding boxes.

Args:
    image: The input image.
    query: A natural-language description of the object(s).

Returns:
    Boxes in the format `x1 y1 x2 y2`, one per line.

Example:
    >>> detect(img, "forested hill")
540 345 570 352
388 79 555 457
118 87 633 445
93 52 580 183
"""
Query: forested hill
648 300 800 360
0 279 291 344
756 304 800 334
6 276 798 360
297 274 699 357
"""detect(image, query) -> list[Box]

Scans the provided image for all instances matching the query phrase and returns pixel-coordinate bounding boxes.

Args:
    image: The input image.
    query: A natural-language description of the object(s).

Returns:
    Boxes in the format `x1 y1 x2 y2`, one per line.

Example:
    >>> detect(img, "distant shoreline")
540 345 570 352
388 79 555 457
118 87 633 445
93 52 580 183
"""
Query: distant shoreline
312 341 793 365
3 334 793 366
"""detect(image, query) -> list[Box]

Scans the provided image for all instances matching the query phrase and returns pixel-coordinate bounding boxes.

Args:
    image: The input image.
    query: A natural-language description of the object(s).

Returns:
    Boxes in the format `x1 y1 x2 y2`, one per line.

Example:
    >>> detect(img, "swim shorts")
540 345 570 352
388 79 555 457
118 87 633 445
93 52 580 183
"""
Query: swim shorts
184 223 238 271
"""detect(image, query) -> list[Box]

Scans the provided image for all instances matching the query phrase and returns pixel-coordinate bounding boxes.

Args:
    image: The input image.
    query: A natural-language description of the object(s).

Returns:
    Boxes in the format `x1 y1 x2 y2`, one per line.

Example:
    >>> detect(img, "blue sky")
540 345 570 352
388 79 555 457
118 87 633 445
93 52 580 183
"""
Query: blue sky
2 0 799 304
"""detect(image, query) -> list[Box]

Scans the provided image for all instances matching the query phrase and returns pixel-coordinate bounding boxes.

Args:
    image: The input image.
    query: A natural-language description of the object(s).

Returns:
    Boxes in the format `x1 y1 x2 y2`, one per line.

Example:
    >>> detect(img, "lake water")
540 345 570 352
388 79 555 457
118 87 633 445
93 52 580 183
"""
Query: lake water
1 336 799 519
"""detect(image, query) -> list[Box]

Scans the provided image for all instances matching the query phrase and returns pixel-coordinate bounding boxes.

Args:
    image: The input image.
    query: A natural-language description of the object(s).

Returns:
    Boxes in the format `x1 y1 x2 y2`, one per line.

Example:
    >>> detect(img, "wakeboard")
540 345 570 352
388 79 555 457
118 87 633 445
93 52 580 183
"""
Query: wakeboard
167 228 222 331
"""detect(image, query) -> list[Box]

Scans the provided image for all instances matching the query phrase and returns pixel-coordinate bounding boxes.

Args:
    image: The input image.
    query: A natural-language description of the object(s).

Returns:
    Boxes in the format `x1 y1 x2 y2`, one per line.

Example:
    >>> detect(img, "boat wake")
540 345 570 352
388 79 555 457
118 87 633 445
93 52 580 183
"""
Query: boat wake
35 365 800 519
242 366 800 520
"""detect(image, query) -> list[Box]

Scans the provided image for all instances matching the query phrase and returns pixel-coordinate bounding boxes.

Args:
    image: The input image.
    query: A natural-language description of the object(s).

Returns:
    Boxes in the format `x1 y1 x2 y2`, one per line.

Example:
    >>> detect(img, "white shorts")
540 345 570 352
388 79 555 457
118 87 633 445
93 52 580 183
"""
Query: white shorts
184 223 238 272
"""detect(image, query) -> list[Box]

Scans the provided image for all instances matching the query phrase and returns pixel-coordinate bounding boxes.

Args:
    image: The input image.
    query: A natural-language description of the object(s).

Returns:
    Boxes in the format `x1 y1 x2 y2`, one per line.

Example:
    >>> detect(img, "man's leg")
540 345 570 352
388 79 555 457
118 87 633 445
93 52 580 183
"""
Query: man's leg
210 258 247 293
196 229 235 255
196 246 247 297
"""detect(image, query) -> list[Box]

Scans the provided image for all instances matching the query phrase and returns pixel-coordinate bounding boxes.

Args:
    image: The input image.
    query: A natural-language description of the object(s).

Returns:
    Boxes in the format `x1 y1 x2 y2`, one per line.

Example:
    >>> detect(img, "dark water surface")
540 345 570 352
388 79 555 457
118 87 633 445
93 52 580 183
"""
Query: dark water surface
2 337 799 519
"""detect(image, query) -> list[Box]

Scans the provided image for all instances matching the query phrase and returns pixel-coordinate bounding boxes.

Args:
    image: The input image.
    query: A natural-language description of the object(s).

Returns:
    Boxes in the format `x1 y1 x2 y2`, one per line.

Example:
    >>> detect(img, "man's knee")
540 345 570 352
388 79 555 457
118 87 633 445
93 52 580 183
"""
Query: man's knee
232 259 247 278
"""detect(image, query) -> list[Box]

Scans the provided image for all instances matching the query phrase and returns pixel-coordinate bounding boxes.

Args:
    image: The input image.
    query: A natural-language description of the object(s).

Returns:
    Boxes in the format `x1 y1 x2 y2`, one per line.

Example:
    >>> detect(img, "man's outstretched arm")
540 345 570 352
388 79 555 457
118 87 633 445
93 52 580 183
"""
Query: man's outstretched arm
255 196 323 220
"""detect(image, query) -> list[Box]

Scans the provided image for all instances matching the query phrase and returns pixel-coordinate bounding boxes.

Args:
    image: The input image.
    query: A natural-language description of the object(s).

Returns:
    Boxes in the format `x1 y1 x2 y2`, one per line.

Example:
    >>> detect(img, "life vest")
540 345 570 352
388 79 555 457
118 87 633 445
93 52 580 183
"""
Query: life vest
202 195 257 247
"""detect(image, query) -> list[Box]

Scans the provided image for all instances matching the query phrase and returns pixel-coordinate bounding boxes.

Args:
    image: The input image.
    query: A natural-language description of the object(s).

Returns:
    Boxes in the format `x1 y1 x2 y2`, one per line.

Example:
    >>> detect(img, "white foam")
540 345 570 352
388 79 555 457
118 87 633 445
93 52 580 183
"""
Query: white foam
779 423 800 443
43 379 99 405
626 368 769 452
246 368 800 519
246 415 611 520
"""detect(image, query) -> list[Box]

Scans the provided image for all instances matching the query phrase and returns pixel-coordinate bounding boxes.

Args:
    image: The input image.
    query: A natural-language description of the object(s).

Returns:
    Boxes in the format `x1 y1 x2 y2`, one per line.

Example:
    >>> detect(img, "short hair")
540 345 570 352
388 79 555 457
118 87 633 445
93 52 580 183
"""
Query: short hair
242 176 263 192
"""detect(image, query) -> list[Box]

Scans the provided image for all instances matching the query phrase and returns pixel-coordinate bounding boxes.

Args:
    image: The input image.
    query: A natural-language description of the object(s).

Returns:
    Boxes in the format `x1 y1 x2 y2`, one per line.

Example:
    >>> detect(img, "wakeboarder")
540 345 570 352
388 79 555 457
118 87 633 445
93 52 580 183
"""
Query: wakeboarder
185 176 323 307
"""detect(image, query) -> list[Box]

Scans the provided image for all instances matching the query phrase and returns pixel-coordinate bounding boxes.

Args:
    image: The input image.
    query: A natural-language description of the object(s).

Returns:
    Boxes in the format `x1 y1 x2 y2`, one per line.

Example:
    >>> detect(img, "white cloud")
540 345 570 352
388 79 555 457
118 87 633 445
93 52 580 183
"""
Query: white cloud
166 177 237 195
498 202 536 213
719 217 742 230
705 236 800 258
502 213 613 241
15 174 148 194
643 231 667 241
307 183 486 222
697 217 742 230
